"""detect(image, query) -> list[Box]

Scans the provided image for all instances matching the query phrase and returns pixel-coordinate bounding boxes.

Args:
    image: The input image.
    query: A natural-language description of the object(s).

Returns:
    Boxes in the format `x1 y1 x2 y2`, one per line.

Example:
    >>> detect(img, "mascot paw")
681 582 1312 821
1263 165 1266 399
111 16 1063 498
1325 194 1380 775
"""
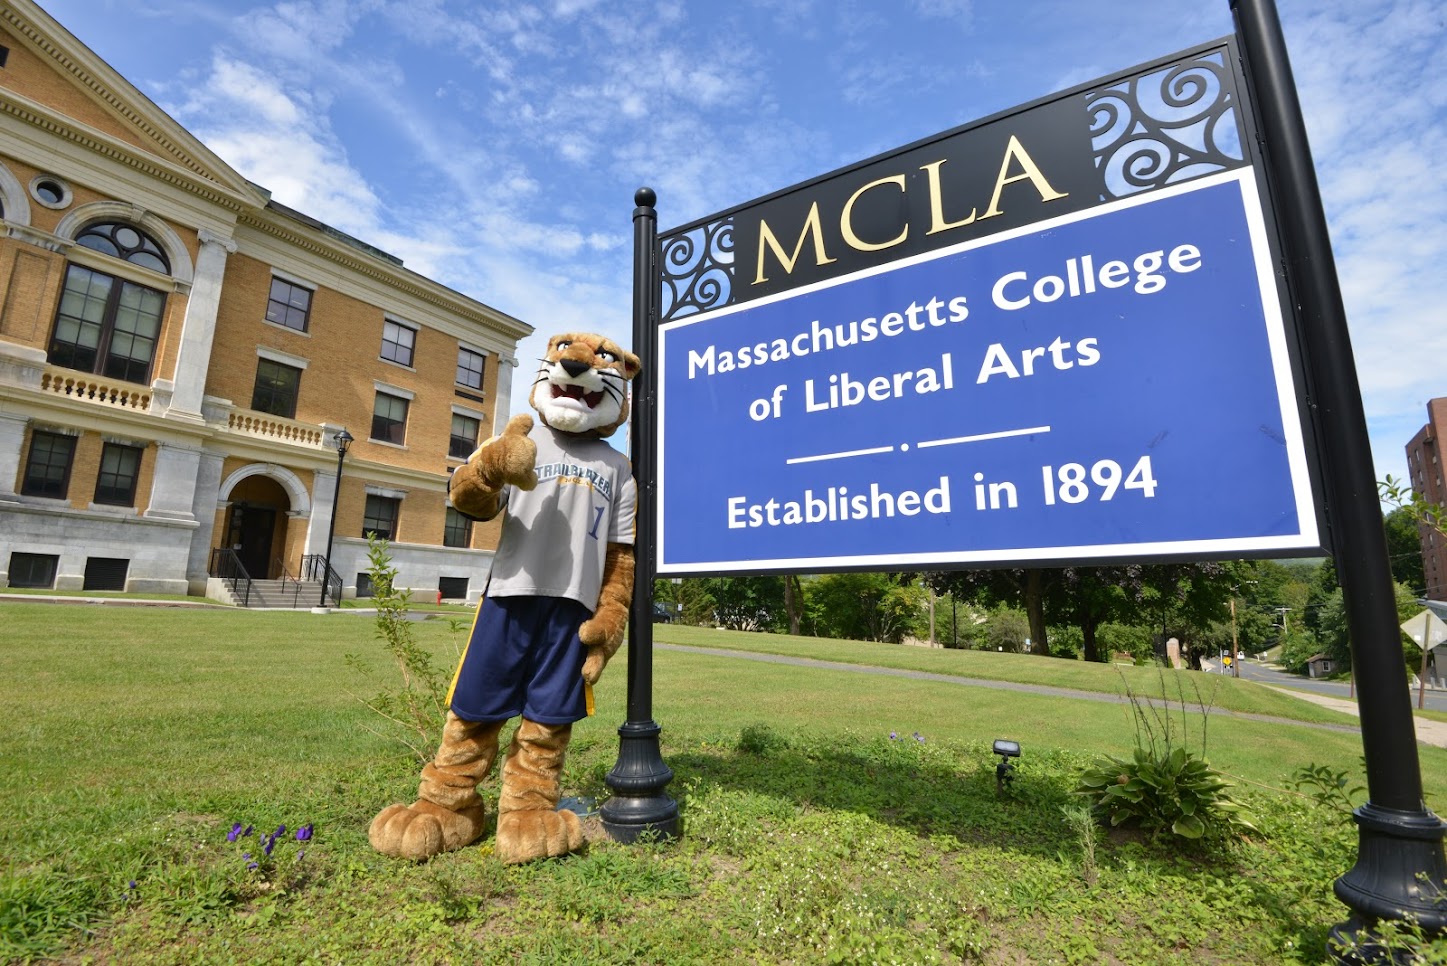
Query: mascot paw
495 808 584 864
481 414 538 490
581 646 606 685
368 800 486 861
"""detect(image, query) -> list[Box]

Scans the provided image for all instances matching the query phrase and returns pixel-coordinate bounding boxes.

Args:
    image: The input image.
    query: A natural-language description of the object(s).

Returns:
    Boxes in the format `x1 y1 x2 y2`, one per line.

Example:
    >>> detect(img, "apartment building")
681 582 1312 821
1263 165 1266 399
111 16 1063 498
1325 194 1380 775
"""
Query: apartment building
1406 397 1447 601
0 0 530 602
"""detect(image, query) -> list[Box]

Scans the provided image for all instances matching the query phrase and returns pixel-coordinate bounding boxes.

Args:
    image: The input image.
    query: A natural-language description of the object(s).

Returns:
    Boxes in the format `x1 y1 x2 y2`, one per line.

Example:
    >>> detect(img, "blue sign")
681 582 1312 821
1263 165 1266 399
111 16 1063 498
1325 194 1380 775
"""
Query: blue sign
657 171 1319 574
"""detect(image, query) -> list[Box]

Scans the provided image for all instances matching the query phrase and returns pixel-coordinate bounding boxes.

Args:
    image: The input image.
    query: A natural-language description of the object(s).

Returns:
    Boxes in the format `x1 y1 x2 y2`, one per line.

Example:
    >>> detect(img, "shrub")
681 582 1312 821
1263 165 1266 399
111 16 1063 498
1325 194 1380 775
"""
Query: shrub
344 535 450 760
1075 671 1256 845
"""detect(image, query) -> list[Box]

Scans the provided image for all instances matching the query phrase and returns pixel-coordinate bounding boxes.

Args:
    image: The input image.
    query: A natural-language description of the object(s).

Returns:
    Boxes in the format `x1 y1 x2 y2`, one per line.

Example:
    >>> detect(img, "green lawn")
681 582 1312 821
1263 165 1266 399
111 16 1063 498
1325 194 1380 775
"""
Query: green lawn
2 602 1444 964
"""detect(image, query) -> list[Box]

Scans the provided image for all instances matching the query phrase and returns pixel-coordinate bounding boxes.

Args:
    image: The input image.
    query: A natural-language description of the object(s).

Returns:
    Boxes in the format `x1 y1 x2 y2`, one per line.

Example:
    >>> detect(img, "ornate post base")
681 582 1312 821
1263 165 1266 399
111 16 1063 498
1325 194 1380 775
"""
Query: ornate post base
600 720 679 843
1328 803 1447 963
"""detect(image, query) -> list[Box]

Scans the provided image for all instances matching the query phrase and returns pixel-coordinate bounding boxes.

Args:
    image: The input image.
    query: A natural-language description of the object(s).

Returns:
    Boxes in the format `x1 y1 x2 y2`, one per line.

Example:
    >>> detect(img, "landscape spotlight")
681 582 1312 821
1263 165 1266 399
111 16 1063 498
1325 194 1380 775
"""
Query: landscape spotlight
993 739 1020 793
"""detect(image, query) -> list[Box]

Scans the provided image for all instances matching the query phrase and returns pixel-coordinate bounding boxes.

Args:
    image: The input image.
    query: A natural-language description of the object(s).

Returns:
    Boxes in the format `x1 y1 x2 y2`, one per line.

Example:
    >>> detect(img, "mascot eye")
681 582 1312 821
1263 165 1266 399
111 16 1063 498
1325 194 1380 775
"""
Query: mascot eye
597 350 617 363
555 340 572 352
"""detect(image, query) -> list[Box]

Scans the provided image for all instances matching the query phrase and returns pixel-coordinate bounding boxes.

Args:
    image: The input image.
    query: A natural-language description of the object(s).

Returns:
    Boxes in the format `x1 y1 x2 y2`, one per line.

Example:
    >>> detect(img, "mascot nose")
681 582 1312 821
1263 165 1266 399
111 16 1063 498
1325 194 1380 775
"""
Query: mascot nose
560 358 590 378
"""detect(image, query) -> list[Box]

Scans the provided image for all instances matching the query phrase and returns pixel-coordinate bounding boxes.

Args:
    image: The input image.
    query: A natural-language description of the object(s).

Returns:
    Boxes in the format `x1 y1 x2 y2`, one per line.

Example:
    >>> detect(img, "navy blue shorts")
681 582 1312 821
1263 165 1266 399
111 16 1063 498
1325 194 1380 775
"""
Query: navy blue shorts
447 595 589 725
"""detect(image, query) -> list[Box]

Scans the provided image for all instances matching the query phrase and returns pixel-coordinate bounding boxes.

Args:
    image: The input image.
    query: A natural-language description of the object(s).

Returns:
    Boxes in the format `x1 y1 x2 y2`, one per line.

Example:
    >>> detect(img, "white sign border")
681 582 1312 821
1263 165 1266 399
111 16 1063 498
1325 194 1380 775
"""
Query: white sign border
656 168 1320 575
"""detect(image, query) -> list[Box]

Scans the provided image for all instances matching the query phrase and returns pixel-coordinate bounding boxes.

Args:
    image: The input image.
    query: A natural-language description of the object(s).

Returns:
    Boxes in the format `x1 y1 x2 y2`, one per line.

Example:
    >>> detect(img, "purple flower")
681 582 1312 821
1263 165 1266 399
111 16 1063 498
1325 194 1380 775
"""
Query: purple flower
296 850 305 861
262 835 275 857
275 824 287 837
242 825 253 837
227 822 243 842
127 880 137 890
295 823 313 842
889 731 898 740
913 732 925 742
247 861 258 870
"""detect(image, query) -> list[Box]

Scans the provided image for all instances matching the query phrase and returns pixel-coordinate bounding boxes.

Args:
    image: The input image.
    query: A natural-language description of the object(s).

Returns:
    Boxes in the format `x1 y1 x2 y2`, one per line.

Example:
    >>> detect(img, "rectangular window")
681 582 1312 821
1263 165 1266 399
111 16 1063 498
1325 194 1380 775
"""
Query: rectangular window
439 576 469 600
355 572 374 599
362 494 400 540
83 557 129 591
265 277 312 332
251 359 302 418
456 347 486 389
50 265 165 383
371 392 409 445
94 442 143 506
21 431 76 499
381 319 417 367
9 553 58 589
449 413 480 460
444 507 473 548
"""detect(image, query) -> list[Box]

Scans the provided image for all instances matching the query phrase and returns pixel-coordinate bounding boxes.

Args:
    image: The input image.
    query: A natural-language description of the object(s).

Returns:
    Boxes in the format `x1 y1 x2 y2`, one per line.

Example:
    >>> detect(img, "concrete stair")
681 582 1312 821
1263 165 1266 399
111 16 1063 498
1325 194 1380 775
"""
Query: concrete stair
221 577 330 609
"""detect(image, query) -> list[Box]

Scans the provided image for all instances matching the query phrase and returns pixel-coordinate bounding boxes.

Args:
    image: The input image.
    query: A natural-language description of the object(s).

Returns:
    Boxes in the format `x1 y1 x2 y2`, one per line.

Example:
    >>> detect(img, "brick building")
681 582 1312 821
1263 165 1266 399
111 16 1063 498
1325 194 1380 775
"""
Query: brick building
1405 397 1447 601
0 0 530 602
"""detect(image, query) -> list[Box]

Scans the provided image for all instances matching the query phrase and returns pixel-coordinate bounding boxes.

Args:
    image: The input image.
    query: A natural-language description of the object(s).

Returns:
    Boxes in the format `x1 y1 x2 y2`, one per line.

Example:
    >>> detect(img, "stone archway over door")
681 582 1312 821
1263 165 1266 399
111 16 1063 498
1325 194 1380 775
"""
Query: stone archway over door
217 463 312 579
225 476 289 578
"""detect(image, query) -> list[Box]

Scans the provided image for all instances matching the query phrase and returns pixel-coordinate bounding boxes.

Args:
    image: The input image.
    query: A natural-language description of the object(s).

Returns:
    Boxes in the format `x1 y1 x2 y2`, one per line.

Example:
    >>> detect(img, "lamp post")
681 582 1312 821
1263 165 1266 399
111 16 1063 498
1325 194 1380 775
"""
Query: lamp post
320 427 353 608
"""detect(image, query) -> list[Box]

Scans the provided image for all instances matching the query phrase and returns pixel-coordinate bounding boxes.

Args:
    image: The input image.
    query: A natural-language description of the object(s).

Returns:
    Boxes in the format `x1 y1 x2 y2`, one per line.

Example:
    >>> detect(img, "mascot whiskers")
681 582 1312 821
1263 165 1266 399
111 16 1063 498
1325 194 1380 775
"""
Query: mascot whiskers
370 333 640 864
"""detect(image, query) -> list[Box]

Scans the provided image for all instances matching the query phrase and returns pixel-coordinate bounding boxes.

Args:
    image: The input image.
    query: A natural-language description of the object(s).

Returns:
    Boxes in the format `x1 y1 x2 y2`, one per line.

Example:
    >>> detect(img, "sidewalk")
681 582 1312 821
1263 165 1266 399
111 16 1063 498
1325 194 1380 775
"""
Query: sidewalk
1264 685 1447 749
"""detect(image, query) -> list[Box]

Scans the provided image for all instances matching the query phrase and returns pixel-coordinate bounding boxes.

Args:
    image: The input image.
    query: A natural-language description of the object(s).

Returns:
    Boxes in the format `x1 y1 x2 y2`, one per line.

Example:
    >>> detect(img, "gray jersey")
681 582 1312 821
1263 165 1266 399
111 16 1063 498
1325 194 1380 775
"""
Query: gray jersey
487 424 636 608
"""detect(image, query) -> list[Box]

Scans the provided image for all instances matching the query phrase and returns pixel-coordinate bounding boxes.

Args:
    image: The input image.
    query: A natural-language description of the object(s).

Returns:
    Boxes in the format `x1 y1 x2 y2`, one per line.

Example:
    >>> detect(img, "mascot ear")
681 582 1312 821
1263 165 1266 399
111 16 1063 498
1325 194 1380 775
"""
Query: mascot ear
621 350 641 381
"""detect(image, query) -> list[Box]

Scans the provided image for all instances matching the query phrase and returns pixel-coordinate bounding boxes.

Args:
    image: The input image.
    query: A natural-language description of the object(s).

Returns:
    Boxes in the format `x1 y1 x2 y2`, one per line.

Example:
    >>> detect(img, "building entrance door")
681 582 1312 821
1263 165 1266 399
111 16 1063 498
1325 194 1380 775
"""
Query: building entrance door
227 503 277 578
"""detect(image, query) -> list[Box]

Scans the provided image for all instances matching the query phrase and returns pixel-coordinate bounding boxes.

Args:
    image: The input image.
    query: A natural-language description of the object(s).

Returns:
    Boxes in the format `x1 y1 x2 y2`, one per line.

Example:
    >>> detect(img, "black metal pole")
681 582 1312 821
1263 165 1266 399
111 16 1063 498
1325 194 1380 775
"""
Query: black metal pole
600 187 679 843
1230 0 1446 951
319 434 347 608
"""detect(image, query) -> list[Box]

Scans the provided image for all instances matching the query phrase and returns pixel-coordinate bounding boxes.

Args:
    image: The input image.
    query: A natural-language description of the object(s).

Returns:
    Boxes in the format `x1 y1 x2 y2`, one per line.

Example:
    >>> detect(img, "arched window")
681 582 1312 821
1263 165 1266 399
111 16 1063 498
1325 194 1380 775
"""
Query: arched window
75 221 170 274
48 221 169 383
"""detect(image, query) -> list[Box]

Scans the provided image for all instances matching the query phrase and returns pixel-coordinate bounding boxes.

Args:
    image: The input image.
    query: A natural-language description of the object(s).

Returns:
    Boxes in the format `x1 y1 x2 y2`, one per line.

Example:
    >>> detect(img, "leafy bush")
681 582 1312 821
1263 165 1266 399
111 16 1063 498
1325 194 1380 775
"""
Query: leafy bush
344 535 450 760
1076 745 1253 841
1075 671 1255 845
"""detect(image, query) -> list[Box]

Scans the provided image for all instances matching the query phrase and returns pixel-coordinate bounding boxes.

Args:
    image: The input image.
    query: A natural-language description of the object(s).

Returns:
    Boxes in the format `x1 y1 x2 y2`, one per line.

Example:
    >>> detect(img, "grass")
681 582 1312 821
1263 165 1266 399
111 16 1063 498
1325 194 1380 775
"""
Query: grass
2 602 1445 964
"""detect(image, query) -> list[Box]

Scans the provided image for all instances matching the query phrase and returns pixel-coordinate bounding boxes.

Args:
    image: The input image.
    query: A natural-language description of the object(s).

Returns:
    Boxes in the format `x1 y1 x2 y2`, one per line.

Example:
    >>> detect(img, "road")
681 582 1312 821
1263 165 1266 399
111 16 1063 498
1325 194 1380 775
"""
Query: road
1221 657 1447 714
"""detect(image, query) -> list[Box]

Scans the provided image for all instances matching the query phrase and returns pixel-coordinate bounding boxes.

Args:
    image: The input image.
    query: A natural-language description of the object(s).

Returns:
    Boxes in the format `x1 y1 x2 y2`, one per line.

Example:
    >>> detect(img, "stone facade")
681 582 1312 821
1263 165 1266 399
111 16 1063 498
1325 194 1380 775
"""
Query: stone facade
0 0 528 602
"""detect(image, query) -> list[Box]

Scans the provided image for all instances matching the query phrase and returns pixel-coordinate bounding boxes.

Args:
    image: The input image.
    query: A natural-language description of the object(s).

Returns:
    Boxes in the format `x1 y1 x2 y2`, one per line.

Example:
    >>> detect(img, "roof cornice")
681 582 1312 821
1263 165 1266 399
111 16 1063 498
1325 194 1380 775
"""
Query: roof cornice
0 89 261 213
0 0 261 200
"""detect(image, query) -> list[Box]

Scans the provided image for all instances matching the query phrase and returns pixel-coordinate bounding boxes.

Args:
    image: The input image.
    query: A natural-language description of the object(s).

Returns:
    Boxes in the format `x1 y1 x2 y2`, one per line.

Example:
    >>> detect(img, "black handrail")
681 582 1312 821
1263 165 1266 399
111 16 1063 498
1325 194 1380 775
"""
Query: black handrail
274 558 308 608
301 554 343 607
209 548 253 607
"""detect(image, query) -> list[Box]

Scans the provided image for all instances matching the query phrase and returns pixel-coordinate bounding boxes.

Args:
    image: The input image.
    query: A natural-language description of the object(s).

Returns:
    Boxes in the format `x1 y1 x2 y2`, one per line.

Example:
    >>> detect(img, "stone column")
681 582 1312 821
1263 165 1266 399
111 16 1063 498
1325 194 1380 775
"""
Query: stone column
0 410 29 503
144 441 202 522
166 229 237 423
494 356 517 431
306 467 338 557
183 449 226 593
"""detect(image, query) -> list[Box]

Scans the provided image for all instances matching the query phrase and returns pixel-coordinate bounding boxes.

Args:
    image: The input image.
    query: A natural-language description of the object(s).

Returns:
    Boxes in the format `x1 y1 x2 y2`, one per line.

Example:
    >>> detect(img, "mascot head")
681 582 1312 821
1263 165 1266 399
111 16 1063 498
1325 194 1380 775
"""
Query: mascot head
529 332 641 438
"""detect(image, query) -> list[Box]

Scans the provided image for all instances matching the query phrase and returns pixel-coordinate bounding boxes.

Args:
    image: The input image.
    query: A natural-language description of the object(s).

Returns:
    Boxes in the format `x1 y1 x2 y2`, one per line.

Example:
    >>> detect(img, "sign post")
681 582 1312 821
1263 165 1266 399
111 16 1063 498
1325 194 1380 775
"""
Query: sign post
600 188 679 844
1230 0 1446 952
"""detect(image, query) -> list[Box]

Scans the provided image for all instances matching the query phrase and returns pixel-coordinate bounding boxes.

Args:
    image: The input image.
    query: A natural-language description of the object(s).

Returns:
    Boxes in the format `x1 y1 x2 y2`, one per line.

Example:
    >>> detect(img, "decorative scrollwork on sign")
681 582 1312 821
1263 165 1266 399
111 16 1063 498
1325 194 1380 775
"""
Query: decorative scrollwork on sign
1087 50 1245 200
660 218 734 323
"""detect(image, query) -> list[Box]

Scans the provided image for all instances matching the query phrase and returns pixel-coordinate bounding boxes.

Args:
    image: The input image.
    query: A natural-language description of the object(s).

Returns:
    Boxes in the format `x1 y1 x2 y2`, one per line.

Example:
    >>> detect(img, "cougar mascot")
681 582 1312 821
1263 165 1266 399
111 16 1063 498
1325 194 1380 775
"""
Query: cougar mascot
370 333 640 864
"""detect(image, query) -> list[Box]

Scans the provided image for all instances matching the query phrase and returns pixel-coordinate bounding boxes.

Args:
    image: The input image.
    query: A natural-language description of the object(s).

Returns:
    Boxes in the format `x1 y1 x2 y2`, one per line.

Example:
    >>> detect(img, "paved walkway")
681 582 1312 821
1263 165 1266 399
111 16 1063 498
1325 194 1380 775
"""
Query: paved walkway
1261 685 1447 749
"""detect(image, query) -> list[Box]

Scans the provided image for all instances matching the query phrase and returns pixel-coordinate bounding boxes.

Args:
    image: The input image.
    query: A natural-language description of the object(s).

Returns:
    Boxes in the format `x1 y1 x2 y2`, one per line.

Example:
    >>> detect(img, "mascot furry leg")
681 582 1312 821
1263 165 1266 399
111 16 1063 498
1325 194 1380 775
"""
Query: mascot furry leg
494 719 583 863
370 713 504 861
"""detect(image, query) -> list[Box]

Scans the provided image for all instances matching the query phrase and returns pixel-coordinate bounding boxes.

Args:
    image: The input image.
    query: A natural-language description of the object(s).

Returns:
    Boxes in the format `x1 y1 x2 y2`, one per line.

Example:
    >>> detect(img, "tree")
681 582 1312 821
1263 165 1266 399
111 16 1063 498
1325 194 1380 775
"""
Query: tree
1313 580 1422 673
924 568 1057 656
805 572 924 643
1383 507 1427 596
693 576 786 631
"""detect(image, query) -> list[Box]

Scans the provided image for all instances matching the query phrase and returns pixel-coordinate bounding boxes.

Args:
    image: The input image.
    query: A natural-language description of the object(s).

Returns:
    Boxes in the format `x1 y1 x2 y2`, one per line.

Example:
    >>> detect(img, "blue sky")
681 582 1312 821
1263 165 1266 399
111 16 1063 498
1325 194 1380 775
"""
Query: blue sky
41 0 1446 484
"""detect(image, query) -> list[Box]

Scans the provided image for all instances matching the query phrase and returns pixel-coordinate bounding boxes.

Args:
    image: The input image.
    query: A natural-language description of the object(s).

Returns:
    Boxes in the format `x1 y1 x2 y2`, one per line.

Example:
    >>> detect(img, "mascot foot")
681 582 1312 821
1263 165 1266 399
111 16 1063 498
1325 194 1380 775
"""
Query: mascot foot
495 808 584 864
369 799 485 860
